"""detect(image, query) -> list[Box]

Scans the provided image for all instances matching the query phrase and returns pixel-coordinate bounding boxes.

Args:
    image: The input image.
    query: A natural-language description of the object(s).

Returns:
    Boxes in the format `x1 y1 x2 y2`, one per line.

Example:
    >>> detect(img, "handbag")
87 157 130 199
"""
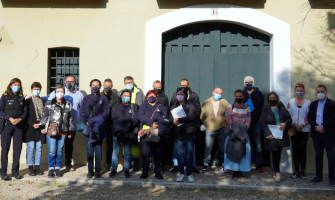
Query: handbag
138 104 161 142
47 104 64 137
77 121 85 132
288 125 296 137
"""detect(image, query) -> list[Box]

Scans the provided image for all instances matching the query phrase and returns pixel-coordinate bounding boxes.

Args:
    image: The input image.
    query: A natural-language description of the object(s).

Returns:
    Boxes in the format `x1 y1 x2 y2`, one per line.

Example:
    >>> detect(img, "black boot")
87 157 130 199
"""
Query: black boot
28 166 36 176
94 170 101 178
86 169 94 178
12 170 23 179
55 169 62 177
35 166 43 175
140 172 148 179
155 172 163 180
133 159 141 171
232 171 238 180
124 170 130 178
238 171 245 180
1 172 11 181
48 170 55 178
171 166 178 173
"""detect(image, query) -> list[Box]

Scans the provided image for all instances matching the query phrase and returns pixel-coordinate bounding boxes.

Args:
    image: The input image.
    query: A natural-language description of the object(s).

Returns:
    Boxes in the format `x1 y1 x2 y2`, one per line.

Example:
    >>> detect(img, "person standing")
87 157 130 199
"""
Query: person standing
118 76 145 171
287 83 311 180
200 87 229 172
43 75 84 171
25 82 46 176
101 78 121 171
259 92 292 183
170 79 200 174
307 85 335 187
39 86 75 178
80 79 110 178
242 76 265 174
0 78 28 180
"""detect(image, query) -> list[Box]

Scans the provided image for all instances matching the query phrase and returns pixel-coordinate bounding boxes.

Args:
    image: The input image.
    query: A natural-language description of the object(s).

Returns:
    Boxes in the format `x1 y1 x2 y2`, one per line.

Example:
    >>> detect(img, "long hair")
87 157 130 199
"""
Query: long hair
5 78 23 98
265 91 281 106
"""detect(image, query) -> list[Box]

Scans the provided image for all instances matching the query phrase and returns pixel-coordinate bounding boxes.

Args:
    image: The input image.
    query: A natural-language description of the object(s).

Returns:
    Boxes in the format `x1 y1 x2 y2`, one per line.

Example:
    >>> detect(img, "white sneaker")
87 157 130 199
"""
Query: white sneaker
188 175 195 182
176 174 184 182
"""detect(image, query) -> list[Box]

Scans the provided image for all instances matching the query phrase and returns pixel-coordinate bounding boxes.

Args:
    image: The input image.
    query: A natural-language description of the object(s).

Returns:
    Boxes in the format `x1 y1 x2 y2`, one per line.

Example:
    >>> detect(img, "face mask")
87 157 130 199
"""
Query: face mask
176 95 185 102
296 92 304 98
12 86 20 93
122 96 130 103
154 88 162 95
317 93 326 100
65 83 75 91
246 83 253 90
213 93 221 101
125 84 133 90
236 98 243 104
32 90 41 96
269 100 277 106
91 86 100 93
104 87 112 94
148 96 156 103
56 92 64 99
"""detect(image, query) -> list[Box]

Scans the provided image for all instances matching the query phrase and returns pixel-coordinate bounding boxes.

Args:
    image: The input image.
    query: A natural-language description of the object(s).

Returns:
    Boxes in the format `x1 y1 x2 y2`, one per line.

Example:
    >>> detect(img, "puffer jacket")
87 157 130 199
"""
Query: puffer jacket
40 97 74 134
259 101 292 151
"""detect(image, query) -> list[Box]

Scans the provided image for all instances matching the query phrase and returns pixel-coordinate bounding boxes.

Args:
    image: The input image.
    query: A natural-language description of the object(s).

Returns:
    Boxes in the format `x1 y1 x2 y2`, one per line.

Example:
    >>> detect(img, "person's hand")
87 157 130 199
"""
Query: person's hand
9 117 15 124
223 125 227 130
267 135 274 139
138 129 147 137
294 123 302 132
68 135 72 138
12 118 20 125
86 122 89 126
152 122 159 129
279 123 286 131
315 125 324 133
33 124 40 129
41 129 46 134
173 118 179 125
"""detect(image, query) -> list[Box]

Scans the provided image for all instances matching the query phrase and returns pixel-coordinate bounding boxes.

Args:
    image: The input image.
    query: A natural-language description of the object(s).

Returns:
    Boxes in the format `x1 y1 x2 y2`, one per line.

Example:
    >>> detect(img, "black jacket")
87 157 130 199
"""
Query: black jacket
169 100 197 141
170 88 201 126
259 102 292 151
101 92 121 127
243 87 264 123
224 122 249 163
24 98 47 144
307 98 335 139
144 91 169 114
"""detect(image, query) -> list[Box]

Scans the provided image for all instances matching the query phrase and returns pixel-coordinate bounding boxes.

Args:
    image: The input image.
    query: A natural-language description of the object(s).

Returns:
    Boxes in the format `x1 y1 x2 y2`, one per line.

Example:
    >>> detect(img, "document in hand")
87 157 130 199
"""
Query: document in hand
268 125 283 139
171 105 186 127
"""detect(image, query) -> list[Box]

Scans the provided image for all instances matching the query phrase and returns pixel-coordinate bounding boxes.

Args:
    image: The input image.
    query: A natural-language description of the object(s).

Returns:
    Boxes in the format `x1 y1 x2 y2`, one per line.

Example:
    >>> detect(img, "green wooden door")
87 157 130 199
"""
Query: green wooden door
162 22 270 165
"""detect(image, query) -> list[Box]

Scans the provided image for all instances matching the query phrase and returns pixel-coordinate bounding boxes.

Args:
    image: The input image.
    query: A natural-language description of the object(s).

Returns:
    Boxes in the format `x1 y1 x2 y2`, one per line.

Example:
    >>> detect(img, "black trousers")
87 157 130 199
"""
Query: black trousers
1 123 23 173
106 129 113 165
271 146 283 173
291 132 309 172
141 138 161 173
64 131 76 166
312 134 335 181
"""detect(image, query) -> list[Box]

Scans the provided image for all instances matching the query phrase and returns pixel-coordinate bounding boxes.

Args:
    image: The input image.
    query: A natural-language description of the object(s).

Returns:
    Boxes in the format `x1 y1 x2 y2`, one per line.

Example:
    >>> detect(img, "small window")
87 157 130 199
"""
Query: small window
49 49 79 93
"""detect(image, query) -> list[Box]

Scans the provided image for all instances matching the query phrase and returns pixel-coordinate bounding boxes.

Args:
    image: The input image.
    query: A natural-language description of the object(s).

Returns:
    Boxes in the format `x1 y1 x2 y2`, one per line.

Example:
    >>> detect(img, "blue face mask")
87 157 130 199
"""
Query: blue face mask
122 97 130 103
12 86 20 93
91 86 100 93
213 93 221 101
246 83 253 90
32 90 41 96
125 84 133 90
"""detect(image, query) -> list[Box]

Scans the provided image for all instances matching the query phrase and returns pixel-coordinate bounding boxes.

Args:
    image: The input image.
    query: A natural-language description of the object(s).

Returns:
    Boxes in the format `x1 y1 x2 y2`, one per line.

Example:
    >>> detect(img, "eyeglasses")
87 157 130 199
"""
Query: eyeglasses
245 81 254 84
177 87 187 91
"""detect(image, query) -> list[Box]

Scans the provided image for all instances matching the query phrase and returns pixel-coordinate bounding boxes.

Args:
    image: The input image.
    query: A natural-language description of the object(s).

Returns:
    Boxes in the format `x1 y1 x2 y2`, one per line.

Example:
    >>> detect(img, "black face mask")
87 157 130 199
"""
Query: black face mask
154 88 162 95
104 87 112 95
269 100 278 106
235 98 243 104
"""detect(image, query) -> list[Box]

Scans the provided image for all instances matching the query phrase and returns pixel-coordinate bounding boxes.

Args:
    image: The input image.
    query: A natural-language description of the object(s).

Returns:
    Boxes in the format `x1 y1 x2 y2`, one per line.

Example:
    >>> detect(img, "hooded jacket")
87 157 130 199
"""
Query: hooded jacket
243 87 264 123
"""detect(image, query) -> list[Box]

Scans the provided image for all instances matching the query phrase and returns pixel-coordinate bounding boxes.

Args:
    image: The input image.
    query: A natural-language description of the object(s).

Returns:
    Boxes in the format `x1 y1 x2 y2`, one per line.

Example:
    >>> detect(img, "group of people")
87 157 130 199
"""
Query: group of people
0 75 334 187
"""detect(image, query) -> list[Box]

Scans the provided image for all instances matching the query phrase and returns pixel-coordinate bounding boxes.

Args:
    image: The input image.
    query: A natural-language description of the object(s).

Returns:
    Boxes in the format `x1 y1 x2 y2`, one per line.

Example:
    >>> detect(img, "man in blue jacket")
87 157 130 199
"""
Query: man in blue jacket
80 79 110 178
242 76 265 174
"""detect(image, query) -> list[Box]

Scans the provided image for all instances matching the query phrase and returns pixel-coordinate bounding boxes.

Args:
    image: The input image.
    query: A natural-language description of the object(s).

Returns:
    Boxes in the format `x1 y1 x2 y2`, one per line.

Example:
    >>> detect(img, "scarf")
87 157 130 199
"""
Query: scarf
32 96 44 121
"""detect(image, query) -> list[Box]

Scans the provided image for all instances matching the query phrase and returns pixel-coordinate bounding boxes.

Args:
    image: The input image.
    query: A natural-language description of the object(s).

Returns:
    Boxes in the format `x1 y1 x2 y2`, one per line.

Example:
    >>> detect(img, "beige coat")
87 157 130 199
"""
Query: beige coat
200 97 229 131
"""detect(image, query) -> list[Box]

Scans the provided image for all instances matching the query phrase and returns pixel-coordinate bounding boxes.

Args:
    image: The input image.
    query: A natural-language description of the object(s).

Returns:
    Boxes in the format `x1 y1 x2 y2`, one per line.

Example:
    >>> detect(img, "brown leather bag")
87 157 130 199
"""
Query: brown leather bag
145 127 160 142
47 122 60 136
288 126 296 137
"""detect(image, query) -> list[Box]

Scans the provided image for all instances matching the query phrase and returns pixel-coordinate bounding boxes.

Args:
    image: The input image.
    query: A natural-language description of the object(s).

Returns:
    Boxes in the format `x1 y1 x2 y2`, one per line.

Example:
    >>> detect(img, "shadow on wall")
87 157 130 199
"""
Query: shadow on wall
1 0 108 8
156 0 266 9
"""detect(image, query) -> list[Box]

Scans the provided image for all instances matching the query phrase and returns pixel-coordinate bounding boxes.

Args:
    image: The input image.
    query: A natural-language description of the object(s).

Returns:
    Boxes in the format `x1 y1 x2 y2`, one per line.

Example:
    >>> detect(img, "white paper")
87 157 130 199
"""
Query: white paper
171 105 186 127
268 125 283 139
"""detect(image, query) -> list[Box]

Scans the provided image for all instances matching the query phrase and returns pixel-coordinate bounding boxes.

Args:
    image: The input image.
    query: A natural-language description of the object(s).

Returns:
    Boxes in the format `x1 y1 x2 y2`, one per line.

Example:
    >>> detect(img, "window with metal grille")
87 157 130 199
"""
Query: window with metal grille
49 49 79 93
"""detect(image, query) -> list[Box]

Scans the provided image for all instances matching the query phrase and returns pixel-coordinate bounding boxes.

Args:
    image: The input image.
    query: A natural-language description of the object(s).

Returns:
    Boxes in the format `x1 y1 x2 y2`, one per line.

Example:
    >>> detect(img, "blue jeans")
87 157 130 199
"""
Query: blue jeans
84 137 102 171
46 135 66 170
173 141 196 167
249 123 263 169
203 129 226 164
26 141 42 166
174 136 195 176
112 136 131 171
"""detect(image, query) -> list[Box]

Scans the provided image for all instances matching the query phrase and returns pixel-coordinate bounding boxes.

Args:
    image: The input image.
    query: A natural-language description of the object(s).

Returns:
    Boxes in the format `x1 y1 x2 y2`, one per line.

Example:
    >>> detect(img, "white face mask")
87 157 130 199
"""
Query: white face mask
56 92 64 99
317 93 326 100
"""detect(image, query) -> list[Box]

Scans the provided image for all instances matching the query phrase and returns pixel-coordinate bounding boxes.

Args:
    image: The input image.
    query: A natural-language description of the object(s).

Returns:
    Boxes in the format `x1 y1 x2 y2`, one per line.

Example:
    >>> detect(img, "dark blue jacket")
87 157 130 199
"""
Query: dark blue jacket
79 93 110 125
83 114 107 143
0 93 28 121
139 102 171 138
243 87 264 123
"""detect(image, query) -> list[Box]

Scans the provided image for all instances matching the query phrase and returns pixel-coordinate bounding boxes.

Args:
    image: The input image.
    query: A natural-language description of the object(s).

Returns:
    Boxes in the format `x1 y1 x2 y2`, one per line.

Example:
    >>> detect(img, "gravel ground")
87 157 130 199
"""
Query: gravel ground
1 164 335 199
